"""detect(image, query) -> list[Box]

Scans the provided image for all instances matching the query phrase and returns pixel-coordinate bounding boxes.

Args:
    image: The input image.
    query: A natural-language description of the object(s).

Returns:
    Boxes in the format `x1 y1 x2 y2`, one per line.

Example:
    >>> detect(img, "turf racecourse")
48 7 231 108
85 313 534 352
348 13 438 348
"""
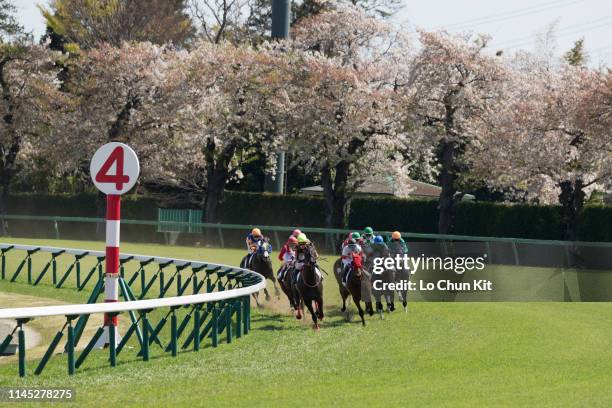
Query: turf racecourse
1 239 612 407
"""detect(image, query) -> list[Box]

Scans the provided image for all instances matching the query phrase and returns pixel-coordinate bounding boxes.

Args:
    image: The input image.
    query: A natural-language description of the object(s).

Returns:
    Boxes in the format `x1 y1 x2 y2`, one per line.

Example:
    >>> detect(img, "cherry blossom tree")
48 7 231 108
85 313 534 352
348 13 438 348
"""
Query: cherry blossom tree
476 59 611 241
287 3 413 228
46 41 182 237
400 31 507 234
0 39 66 233
158 41 292 223
55 42 180 185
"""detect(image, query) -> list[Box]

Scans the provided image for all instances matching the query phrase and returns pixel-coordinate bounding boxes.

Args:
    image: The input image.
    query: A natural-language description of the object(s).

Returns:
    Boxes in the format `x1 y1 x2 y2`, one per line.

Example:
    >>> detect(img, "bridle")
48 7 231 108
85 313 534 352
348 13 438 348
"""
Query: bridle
299 245 320 288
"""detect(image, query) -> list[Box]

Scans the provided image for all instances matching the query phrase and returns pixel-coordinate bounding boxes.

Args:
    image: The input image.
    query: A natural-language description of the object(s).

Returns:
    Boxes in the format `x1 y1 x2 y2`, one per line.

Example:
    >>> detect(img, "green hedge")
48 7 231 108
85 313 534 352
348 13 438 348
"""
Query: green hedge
349 197 565 239
219 191 325 227
579 205 612 242
5 193 161 220
3 192 611 242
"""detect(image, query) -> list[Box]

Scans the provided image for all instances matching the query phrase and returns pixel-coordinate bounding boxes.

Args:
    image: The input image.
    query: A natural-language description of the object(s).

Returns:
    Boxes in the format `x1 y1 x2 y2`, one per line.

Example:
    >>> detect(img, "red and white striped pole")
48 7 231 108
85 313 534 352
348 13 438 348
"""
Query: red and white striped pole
103 194 121 330
90 142 139 348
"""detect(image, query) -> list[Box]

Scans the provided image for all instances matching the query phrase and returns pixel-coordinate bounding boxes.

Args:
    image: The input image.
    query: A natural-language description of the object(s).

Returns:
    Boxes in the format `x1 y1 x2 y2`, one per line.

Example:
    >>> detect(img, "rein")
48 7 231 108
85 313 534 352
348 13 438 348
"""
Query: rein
301 262 320 288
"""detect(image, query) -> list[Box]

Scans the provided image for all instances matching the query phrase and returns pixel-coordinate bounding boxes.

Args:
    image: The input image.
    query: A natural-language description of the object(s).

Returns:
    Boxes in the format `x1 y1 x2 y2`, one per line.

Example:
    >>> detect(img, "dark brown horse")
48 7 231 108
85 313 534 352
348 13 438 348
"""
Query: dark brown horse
334 254 373 326
240 241 278 304
294 245 324 330
277 264 297 310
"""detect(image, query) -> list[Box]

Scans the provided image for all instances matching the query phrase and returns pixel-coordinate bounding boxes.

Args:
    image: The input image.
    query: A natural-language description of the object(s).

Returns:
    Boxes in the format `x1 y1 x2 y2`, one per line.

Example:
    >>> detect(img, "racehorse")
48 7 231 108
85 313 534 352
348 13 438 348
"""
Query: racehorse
370 262 396 317
277 264 297 310
363 245 395 317
334 254 373 326
388 242 410 312
294 245 324 330
394 264 410 312
240 241 278 304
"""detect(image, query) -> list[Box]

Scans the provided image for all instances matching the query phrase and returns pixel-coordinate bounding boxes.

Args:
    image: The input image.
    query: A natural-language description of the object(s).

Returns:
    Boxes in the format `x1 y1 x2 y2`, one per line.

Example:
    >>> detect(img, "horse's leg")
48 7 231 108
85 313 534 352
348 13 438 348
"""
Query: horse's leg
373 278 383 313
401 271 409 312
293 287 302 319
340 284 350 312
352 295 366 326
305 299 319 330
271 276 280 298
316 296 324 320
263 287 270 301
252 292 260 307
280 280 294 310
373 279 384 319
344 294 351 322
389 271 396 312
365 300 374 316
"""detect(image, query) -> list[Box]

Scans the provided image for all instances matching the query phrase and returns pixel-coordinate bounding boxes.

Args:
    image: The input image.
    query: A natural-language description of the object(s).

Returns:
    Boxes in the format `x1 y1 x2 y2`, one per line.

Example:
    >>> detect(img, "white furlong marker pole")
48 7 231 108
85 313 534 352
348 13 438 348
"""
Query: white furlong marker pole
90 142 140 347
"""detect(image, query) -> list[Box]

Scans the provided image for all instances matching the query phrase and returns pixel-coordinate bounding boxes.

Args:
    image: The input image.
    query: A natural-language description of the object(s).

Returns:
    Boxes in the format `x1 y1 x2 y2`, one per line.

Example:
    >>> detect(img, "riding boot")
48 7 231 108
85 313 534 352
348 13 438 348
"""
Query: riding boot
291 268 299 285
278 265 285 281
342 265 350 287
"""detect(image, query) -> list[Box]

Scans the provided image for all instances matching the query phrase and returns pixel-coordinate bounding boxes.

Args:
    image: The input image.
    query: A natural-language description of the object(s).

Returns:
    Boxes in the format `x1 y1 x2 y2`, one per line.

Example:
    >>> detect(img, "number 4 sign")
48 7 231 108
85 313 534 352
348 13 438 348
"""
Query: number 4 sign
90 142 140 195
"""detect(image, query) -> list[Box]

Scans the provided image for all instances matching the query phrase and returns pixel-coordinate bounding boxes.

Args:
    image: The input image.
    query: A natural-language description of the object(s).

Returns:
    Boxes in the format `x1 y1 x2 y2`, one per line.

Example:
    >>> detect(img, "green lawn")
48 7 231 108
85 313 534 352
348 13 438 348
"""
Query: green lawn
1 238 612 407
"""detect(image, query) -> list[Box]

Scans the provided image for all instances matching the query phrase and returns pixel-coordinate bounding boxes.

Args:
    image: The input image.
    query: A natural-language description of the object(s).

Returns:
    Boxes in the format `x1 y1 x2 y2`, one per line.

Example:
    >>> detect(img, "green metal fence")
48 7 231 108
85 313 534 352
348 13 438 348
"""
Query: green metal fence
157 208 203 233
1 214 612 301
0 243 264 377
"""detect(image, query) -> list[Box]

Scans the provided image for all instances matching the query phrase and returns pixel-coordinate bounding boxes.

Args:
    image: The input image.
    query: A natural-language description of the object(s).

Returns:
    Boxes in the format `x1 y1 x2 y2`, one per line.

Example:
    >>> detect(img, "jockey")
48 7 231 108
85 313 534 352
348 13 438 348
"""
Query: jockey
246 227 263 249
294 233 319 283
341 238 362 287
245 227 270 268
277 236 297 281
362 226 375 245
369 235 390 258
388 231 408 255
342 231 363 249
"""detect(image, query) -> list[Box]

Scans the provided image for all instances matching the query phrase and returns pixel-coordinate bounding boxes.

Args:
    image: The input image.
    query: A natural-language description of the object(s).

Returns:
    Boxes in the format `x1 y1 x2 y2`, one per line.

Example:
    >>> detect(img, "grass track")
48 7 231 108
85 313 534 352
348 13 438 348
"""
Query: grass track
0 239 611 407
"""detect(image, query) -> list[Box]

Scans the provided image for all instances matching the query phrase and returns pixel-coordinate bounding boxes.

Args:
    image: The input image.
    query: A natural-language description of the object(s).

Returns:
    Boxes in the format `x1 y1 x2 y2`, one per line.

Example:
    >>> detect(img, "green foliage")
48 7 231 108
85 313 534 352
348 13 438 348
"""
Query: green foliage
349 197 438 233
41 0 195 49
219 191 326 227
579 205 612 242
564 38 587 66
3 193 611 241
0 0 22 41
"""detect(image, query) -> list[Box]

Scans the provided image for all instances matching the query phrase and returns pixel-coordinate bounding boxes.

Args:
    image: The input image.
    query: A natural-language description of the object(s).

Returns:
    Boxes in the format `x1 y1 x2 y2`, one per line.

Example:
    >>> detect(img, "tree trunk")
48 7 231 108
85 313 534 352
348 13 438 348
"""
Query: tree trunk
437 139 458 235
437 88 462 235
0 185 8 236
203 171 226 224
559 179 585 242
321 161 351 229
0 141 19 236
0 59 19 236
202 142 236 224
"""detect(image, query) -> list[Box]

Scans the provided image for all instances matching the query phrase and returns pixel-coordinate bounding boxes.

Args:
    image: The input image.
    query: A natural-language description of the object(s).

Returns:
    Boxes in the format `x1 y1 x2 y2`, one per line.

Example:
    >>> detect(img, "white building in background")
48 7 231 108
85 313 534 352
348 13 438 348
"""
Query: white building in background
300 178 475 201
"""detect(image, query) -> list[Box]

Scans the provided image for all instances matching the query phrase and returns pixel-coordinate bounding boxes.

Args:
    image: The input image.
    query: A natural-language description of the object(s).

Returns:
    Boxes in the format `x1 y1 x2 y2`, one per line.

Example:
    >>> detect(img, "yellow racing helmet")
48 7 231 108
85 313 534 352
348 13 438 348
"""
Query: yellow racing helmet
391 231 401 240
251 227 262 237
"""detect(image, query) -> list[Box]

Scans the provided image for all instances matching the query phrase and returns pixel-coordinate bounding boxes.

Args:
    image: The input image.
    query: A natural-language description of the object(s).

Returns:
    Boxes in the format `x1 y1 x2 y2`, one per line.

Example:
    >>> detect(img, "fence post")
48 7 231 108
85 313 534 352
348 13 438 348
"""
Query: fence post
66 316 76 375
170 308 178 357
109 318 117 367
193 305 201 351
211 304 219 347
17 319 28 377
512 242 520 266
273 230 280 252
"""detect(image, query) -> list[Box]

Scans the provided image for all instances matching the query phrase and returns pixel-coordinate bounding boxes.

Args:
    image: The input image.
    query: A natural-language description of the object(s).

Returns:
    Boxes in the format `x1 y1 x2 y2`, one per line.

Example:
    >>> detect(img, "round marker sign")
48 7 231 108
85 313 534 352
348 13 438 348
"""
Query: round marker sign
90 142 140 195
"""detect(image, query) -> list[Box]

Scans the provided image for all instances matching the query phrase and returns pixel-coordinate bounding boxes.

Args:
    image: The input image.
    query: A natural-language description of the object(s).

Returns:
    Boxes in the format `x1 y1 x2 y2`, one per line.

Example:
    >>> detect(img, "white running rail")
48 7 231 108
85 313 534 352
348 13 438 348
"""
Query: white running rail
0 243 265 319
